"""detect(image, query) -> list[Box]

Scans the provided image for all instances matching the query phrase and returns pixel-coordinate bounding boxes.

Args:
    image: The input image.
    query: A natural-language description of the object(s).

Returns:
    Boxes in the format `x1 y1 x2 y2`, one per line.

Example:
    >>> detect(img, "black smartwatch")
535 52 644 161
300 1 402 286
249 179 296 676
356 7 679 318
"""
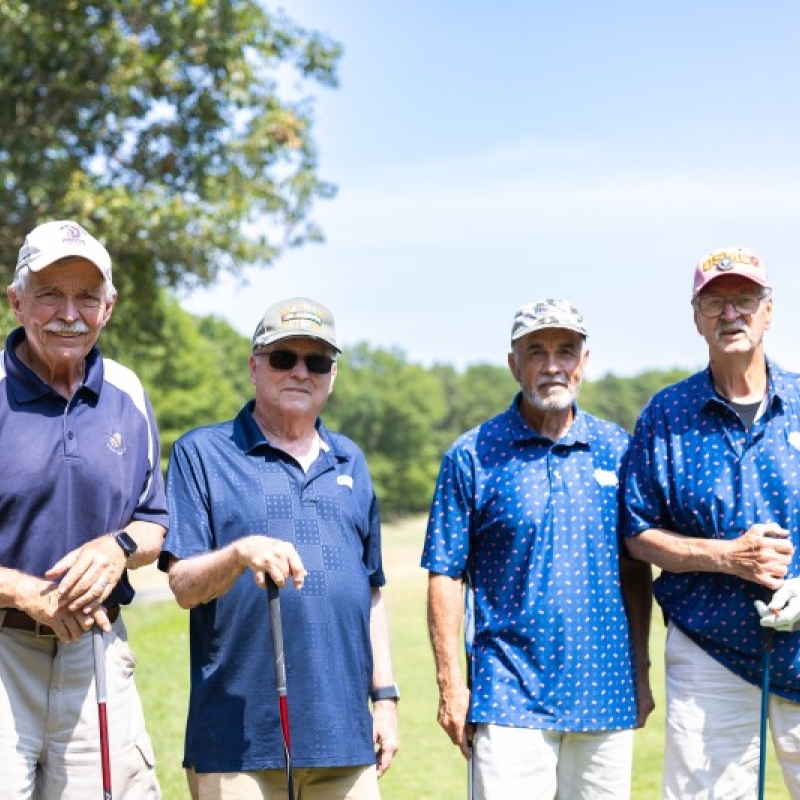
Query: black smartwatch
370 684 400 703
112 530 138 559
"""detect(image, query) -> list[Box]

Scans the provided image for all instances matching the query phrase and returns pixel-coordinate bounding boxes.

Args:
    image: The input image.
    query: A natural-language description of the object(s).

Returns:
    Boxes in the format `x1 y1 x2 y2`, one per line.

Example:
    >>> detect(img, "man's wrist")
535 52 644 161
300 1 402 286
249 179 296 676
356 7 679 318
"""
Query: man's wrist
110 529 138 559
370 684 400 703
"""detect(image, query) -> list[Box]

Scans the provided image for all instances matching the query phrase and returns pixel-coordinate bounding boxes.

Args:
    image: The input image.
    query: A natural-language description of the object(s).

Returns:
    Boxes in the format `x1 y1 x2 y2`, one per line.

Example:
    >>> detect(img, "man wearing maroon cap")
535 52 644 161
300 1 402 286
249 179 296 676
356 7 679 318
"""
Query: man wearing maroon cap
623 247 800 798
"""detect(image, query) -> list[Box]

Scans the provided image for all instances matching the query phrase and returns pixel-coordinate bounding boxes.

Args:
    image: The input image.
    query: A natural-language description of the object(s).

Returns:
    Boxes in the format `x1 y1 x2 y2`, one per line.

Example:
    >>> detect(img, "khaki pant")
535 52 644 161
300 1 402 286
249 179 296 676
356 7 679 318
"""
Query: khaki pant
0 611 160 800
664 623 800 799
187 765 380 800
473 722 634 800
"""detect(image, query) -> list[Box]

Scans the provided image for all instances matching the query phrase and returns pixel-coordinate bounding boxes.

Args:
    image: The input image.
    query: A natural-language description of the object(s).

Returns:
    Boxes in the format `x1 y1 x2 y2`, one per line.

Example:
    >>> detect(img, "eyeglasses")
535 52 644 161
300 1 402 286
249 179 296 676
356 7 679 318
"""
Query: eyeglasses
254 349 336 375
693 290 770 318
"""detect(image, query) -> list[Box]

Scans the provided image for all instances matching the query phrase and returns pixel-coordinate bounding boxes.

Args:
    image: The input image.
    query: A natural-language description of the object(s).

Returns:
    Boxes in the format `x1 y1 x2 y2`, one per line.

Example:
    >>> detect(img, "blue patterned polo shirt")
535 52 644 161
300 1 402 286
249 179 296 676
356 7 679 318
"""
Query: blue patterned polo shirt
623 362 800 699
422 396 638 731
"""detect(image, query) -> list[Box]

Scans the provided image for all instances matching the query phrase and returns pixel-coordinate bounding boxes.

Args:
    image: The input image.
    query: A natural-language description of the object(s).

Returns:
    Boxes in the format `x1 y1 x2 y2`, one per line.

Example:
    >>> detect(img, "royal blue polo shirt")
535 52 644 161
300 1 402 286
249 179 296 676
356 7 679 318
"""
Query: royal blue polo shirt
162 401 385 772
422 396 638 732
623 362 800 700
0 327 168 606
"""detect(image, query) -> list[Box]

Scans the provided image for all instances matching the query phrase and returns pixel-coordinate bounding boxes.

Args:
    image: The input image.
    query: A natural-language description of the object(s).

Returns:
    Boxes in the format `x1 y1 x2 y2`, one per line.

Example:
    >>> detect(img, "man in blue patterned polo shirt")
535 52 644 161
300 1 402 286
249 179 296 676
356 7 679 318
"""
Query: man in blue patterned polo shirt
422 299 654 800
162 297 399 800
623 247 800 799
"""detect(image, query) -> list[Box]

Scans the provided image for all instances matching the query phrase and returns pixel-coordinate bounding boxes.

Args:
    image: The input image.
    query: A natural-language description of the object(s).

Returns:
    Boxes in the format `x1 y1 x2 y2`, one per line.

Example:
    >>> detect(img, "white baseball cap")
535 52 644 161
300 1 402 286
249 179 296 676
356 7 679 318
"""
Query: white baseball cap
15 220 112 282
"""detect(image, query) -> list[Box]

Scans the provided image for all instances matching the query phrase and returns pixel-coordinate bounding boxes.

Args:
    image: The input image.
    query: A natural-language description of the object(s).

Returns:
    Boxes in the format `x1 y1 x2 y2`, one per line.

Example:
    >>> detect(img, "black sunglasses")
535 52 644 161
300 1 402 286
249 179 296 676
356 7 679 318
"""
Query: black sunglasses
255 349 336 375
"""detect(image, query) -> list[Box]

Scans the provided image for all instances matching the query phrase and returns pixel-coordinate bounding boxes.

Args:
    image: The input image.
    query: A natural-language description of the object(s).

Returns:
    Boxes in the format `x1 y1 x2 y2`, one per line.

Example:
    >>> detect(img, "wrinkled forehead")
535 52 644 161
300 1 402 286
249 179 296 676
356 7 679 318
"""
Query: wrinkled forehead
696 274 768 295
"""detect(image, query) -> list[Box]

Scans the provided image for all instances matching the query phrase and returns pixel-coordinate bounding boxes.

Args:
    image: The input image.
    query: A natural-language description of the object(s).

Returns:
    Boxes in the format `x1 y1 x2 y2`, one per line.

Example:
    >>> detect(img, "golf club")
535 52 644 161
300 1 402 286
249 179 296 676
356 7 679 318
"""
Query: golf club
266 575 296 800
465 582 475 800
92 625 112 800
758 627 774 800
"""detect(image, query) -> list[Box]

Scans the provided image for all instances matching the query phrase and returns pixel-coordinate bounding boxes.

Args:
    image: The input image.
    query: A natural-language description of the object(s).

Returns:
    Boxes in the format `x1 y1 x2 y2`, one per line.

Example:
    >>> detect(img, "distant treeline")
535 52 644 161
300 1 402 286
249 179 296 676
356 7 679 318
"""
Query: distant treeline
0 295 691 518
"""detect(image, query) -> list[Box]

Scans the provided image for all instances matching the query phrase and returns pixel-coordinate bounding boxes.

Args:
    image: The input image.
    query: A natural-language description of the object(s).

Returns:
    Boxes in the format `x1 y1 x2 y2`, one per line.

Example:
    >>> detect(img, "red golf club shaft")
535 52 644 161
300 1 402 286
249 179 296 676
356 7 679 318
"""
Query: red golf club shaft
266 576 295 800
92 625 112 800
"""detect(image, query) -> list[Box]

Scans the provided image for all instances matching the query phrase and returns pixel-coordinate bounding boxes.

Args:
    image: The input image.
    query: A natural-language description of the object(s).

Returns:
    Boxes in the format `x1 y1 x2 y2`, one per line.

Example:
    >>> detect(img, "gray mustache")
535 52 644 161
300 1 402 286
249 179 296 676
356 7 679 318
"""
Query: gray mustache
44 322 91 335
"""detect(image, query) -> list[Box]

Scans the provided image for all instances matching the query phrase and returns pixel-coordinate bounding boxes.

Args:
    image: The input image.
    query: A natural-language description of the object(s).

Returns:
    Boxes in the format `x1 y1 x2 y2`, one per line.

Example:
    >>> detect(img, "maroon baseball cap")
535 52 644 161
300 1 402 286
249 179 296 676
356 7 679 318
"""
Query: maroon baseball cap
692 246 769 298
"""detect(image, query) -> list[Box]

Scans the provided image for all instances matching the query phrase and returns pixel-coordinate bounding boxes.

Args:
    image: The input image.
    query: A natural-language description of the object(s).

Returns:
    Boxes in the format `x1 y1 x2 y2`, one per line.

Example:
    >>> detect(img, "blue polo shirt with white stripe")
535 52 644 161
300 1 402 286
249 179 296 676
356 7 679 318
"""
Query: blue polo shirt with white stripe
422 396 638 731
623 362 800 700
162 401 384 772
0 327 168 606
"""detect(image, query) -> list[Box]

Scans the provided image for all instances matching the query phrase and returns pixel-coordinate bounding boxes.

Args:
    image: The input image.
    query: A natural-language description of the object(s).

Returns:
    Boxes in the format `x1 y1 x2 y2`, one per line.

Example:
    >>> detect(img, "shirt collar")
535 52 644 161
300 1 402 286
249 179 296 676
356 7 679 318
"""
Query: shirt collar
506 392 591 447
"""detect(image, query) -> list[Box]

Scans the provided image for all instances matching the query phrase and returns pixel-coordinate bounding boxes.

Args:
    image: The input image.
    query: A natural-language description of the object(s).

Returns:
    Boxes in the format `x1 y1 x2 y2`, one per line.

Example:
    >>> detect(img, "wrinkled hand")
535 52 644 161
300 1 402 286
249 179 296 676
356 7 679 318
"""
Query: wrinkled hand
636 676 656 728
372 700 399 777
234 536 306 590
437 682 473 760
755 577 800 632
729 523 793 589
45 535 125 620
17 575 110 642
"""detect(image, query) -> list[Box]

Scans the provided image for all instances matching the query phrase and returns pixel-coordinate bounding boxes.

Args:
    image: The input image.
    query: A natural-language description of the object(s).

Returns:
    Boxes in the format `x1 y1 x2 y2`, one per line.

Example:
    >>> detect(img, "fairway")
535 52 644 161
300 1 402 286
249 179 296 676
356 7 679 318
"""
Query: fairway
126 517 789 799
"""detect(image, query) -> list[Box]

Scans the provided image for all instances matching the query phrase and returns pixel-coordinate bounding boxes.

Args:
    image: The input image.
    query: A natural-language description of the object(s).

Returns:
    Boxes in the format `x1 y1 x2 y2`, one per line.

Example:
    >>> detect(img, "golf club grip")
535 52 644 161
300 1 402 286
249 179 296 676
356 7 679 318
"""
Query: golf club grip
92 626 108 703
266 576 288 697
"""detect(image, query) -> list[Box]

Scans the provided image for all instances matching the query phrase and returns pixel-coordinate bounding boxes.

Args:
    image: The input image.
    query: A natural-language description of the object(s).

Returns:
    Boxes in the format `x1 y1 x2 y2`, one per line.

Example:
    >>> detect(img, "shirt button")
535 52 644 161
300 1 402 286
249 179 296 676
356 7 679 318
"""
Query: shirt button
68 431 74 440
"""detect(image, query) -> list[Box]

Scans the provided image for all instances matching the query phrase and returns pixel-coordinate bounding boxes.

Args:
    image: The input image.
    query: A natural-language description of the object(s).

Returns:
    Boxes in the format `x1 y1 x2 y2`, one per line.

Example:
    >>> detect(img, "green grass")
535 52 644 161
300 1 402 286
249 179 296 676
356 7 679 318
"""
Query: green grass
126 517 790 799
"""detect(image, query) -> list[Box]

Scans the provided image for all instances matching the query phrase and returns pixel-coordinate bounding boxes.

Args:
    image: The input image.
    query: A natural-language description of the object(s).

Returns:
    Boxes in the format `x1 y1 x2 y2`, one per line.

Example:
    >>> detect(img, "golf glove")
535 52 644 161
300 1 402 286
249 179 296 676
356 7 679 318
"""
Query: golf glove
755 578 800 632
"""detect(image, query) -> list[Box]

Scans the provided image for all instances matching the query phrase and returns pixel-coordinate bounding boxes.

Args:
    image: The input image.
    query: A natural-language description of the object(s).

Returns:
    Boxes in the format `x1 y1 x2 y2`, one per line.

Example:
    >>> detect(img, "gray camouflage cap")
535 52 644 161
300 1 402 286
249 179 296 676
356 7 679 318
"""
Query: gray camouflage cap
511 299 588 342
252 296 340 352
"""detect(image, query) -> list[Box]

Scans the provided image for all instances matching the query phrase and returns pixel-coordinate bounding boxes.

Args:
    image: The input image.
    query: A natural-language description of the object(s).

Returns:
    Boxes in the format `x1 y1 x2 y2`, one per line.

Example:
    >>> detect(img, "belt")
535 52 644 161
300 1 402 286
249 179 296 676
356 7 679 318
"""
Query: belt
1 606 120 637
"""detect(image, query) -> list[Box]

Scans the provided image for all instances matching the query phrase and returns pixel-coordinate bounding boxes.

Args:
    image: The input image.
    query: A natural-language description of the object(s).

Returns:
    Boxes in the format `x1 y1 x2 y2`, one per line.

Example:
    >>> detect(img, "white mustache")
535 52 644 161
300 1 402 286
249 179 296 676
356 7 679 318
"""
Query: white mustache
44 321 91 335
536 376 568 389
716 322 747 337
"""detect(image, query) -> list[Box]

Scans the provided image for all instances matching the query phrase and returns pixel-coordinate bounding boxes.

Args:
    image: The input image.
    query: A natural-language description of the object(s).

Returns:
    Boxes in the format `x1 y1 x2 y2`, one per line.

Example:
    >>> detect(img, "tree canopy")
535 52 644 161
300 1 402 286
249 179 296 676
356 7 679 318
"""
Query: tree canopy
0 0 340 348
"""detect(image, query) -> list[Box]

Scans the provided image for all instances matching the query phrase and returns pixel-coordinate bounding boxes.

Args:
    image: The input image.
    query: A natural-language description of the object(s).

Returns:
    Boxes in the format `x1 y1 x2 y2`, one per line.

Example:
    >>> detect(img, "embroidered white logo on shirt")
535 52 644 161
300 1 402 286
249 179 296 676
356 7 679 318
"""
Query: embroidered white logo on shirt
106 432 128 455
789 431 800 452
594 468 618 487
337 475 354 489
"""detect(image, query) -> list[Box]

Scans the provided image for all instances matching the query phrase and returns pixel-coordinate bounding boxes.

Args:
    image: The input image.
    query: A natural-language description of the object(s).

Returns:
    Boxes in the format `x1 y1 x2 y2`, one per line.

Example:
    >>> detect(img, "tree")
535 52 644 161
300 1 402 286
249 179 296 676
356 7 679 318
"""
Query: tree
0 0 340 349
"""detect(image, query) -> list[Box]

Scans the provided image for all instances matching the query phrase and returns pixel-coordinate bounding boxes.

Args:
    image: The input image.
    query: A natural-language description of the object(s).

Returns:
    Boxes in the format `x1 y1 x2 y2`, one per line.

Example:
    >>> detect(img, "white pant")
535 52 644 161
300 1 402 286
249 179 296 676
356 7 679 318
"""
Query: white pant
472 722 634 799
664 623 800 799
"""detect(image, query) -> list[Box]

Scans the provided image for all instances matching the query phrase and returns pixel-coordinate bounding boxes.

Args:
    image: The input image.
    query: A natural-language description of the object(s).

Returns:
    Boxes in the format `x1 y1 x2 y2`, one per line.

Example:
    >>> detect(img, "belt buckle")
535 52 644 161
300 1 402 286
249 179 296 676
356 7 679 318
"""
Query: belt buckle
33 620 56 638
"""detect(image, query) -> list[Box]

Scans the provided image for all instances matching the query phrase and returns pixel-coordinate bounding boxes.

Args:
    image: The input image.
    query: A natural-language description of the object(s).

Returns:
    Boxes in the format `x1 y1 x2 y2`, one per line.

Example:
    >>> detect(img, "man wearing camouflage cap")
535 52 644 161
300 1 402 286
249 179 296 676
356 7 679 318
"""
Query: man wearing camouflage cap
623 247 800 798
162 297 399 799
422 299 654 799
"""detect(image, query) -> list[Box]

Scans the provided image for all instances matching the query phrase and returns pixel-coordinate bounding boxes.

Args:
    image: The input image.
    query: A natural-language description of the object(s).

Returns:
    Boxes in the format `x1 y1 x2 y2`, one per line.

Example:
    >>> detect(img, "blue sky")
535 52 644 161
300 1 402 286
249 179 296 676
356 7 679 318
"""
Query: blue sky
183 1 800 378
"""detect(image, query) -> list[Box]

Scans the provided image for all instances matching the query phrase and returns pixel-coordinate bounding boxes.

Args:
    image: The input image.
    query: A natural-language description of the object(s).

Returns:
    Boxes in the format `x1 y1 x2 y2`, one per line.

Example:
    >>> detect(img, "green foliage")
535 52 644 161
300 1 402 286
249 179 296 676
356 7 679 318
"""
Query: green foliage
324 344 448 517
580 368 692 432
0 0 340 348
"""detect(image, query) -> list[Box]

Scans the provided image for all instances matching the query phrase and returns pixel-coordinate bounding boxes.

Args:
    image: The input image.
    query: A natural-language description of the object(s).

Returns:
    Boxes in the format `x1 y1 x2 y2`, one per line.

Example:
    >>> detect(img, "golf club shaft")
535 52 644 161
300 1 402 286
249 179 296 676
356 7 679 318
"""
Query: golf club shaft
758 628 774 800
92 625 112 800
266 575 295 800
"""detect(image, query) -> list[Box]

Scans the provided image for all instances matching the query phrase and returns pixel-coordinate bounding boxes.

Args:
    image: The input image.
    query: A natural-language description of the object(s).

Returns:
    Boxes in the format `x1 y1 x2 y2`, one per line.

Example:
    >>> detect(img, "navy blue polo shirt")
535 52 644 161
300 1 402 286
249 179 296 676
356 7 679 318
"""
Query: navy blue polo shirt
422 396 638 732
0 327 168 606
623 362 800 700
162 401 385 772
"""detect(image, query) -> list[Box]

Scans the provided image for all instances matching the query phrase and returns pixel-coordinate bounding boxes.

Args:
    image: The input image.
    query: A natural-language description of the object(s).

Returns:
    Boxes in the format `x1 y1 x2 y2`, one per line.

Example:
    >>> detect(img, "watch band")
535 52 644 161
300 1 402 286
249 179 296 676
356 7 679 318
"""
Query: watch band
112 530 138 558
370 684 400 702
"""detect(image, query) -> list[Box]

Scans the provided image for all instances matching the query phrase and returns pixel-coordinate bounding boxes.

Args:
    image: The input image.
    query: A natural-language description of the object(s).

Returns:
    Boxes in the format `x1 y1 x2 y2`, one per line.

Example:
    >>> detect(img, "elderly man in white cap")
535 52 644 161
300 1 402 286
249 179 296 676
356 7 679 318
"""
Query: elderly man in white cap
0 220 167 796
623 247 800 799
422 299 654 800
162 297 399 800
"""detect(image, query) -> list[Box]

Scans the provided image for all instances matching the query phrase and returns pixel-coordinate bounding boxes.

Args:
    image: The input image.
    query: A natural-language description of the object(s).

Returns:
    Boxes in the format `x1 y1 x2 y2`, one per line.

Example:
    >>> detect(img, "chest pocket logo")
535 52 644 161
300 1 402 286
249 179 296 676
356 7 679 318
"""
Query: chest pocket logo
106 432 128 456
789 431 800 453
337 475 354 489
594 468 618 487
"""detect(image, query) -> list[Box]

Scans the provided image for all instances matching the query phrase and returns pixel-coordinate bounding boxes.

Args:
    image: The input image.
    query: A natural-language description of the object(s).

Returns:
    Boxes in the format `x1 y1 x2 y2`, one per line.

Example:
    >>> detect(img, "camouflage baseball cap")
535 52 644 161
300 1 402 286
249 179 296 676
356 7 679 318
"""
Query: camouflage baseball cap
511 299 588 342
252 296 340 352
